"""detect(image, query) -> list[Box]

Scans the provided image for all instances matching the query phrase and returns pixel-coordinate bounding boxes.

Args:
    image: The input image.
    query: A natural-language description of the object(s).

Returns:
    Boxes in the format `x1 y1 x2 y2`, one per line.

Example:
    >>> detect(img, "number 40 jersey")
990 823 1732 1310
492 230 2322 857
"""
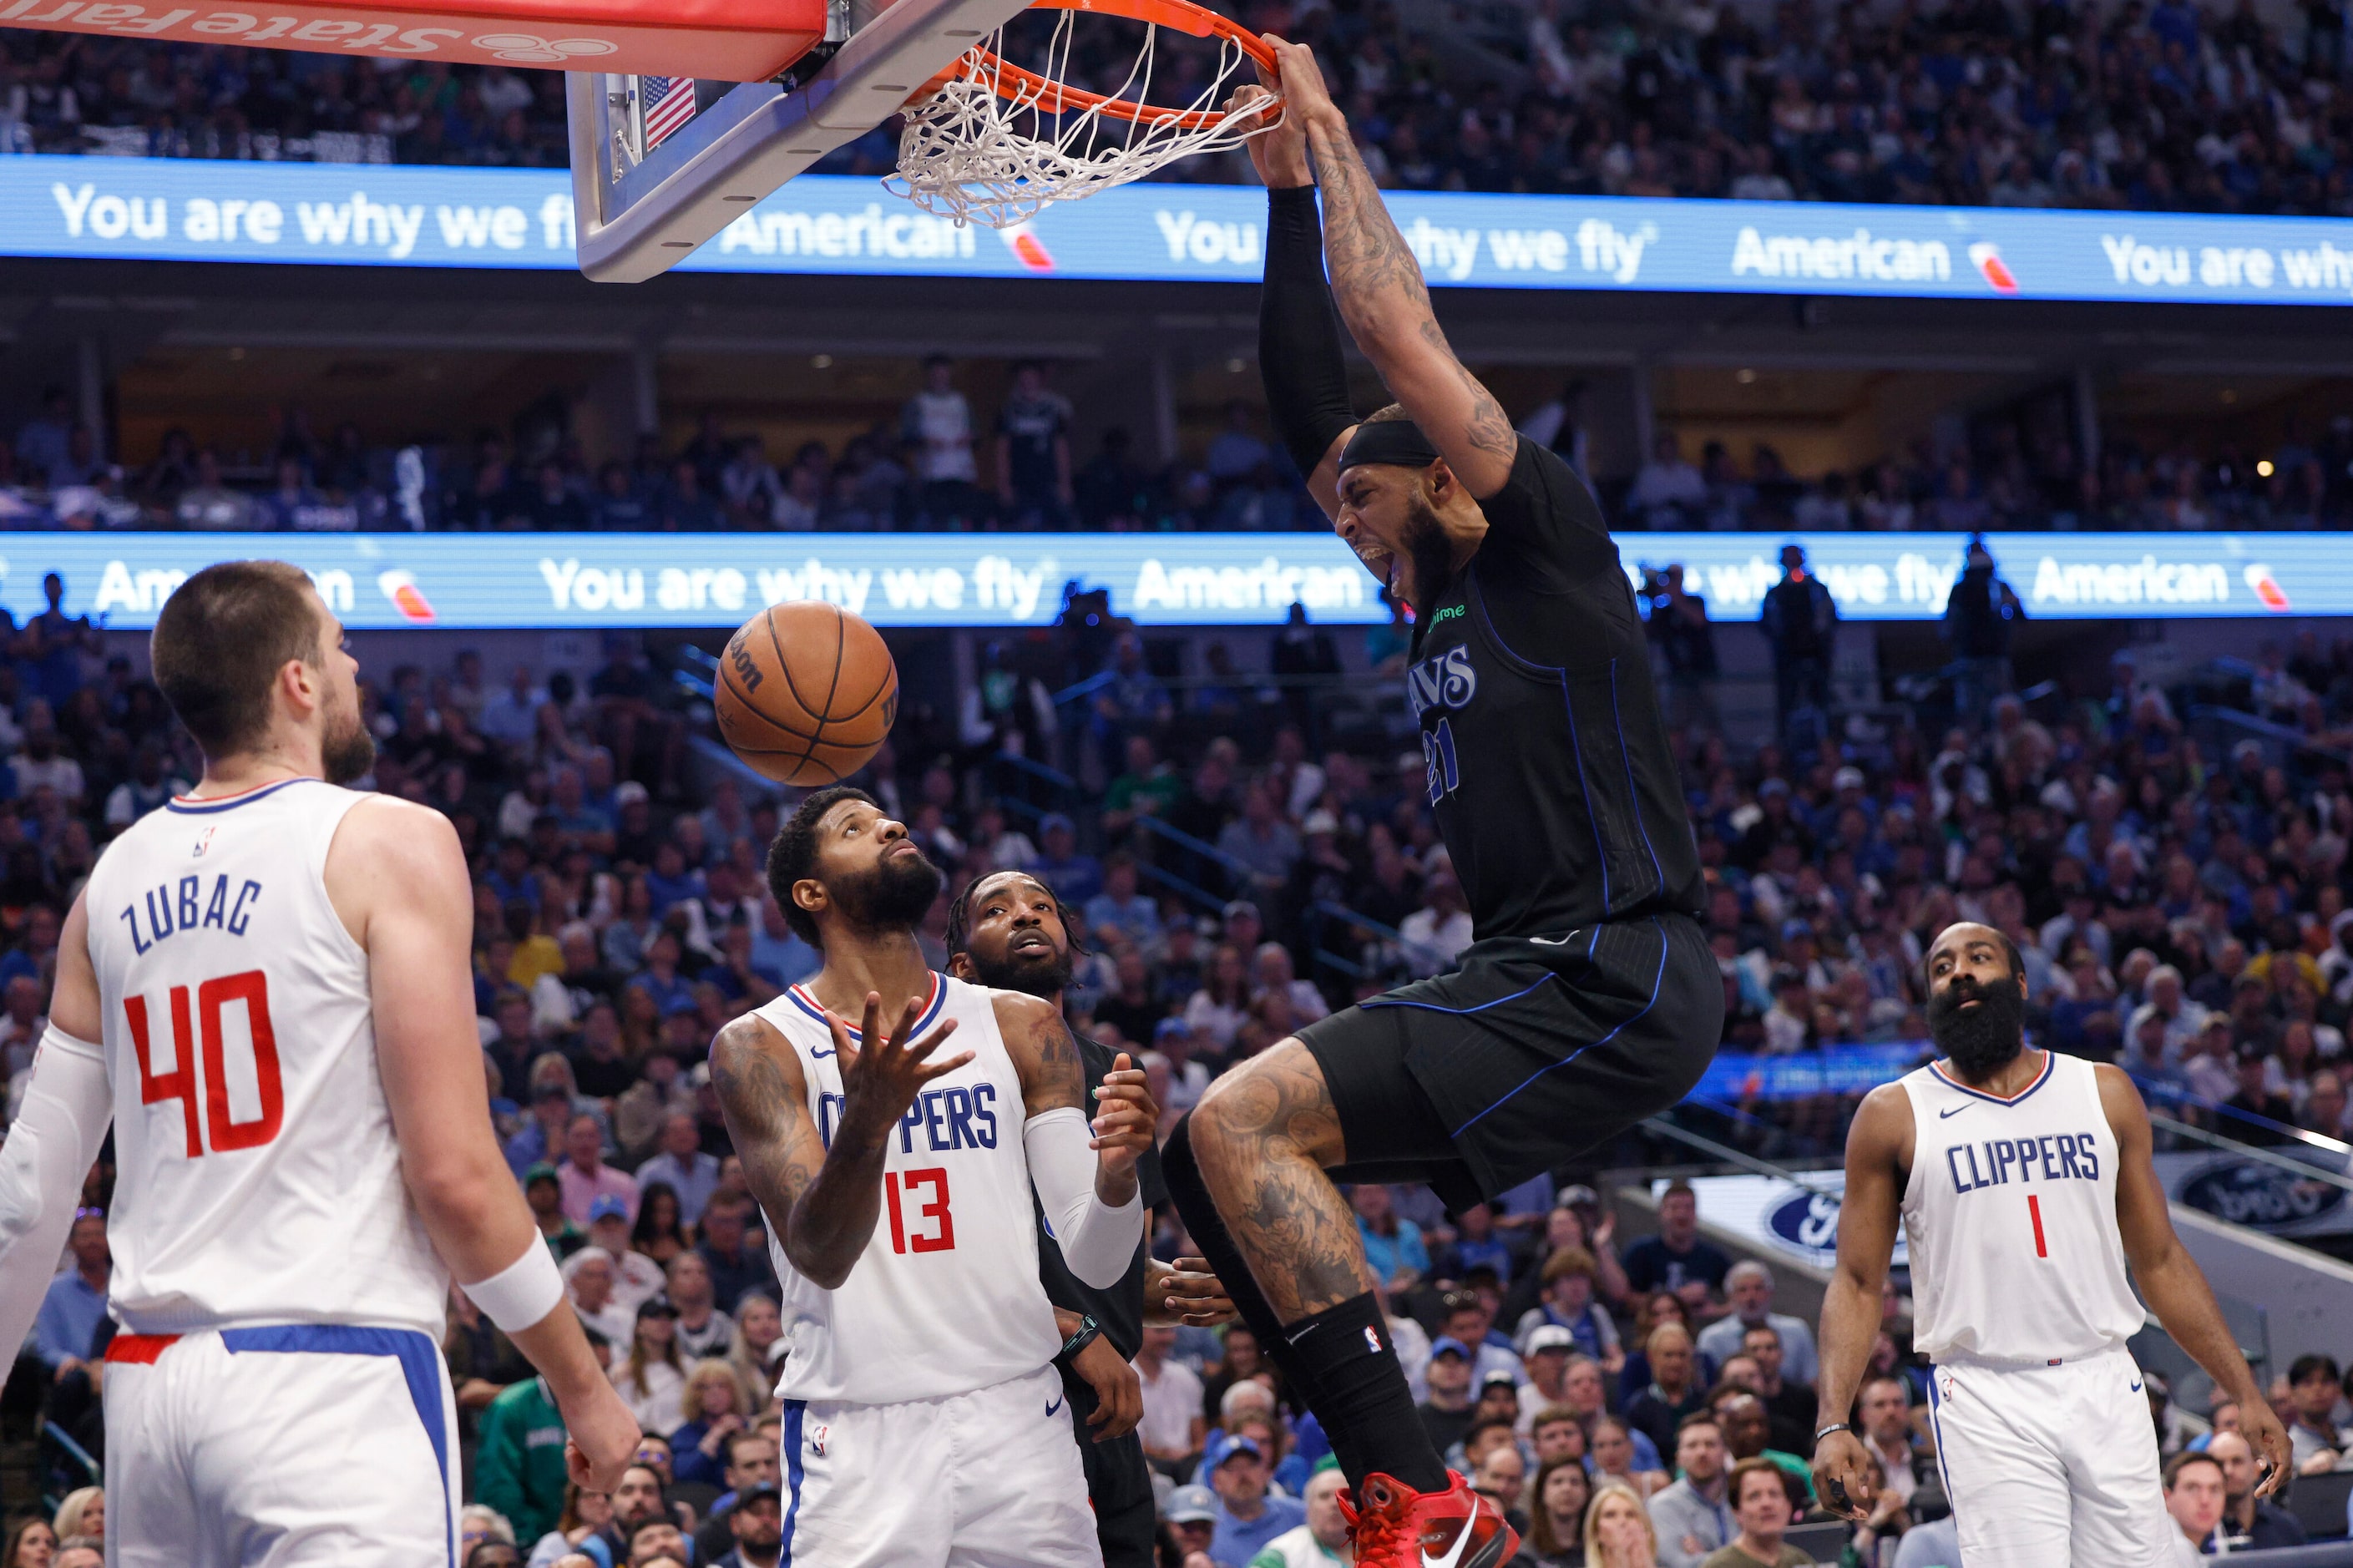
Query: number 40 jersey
758 972 1063 1405
83 778 448 1339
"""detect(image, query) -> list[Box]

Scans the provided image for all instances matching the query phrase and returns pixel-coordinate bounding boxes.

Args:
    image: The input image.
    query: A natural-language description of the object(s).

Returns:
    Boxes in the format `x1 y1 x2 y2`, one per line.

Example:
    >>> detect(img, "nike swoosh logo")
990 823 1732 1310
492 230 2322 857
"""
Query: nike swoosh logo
1938 1105 1971 1119
1422 1518 1480 1568
1046 1394 1064 1416
2130 1381 2143 1393
811 1047 835 1059
1284 1323 1321 1346
1529 931 1582 947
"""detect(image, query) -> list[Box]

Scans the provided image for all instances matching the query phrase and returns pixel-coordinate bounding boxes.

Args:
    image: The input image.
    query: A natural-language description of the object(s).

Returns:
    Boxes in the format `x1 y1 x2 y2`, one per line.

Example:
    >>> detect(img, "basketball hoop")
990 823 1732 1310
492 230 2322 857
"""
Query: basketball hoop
889 0 1283 228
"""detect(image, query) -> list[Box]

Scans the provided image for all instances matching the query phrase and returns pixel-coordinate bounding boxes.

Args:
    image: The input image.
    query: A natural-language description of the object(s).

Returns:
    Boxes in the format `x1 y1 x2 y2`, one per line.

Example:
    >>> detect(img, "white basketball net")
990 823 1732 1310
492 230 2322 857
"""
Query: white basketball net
889 8 1280 229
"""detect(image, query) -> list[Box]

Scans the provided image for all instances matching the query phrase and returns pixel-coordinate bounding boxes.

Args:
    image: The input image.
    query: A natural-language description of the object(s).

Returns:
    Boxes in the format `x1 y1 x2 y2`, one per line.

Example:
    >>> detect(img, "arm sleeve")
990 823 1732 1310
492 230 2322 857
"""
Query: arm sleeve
1023 1106 1144 1291
0 1028 109 1364
1259 186 1359 477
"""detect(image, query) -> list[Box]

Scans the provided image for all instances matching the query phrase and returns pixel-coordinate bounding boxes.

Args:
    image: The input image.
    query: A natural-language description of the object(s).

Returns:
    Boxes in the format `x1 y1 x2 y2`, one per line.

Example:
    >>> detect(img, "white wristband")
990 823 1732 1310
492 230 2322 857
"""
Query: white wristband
463 1239 565 1334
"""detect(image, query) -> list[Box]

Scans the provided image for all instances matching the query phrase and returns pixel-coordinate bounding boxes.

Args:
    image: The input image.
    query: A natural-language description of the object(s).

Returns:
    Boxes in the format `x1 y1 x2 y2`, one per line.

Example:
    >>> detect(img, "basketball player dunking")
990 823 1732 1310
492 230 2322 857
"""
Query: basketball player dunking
1814 921 2290 1565
1161 48 1723 1567
0 562 639 1565
708 787 1154 1566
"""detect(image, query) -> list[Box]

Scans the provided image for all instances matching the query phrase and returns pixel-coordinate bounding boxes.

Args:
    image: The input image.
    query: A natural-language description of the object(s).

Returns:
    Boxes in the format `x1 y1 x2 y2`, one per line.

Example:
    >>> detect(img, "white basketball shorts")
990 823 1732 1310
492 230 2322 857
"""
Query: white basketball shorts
101 1325 461 1568
780 1362 1099 1567
1925 1344 2172 1568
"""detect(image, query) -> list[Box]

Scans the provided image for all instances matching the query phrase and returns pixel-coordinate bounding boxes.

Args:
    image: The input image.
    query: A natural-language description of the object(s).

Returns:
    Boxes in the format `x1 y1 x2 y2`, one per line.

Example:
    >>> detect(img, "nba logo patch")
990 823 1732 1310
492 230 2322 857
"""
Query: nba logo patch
810 1424 828 1457
191 827 216 858
1364 1326 1383 1355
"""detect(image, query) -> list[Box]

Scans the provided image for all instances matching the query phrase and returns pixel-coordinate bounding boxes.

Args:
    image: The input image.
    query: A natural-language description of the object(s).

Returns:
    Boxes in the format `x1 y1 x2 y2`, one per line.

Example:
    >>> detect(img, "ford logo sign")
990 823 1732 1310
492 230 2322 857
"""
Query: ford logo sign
1766 1189 1845 1259
2177 1160 2346 1231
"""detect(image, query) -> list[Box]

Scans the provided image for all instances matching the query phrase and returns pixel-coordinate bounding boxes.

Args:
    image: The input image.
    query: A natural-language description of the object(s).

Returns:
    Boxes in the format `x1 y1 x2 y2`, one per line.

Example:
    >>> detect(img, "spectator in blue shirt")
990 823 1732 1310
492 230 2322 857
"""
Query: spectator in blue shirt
746 898 820 991
1437 1202 1516 1285
1352 1181 1430 1292
1081 853 1160 952
33 1208 109 1374
1204 1434 1304 1565
1031 813 1102 907
1622 1182 1733 1307
636 1111 722 1227
625 931 698 1019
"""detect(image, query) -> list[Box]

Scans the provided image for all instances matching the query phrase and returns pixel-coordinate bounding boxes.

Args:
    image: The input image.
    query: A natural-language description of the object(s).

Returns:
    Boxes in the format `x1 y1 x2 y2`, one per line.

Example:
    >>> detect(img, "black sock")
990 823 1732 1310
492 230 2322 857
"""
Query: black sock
1278 1292 1448 1492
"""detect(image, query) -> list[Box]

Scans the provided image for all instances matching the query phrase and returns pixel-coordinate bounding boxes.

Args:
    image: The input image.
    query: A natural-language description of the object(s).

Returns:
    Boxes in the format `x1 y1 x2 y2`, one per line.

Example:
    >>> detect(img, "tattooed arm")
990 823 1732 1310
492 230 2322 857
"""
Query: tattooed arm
997 994 1150 1287
711 994 969 1291
1269 38 1518 499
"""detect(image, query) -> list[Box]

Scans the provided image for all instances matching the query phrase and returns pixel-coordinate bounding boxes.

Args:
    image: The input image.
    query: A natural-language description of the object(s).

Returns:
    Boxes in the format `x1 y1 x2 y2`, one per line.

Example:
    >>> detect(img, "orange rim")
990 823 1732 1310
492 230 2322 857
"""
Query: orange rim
929 0 1283 129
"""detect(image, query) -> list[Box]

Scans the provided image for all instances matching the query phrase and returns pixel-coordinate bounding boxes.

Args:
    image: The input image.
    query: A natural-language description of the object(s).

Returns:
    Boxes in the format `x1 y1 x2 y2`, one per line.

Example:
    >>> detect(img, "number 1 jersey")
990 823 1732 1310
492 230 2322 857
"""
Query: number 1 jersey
759 973 1061 1405
83 778 447 1338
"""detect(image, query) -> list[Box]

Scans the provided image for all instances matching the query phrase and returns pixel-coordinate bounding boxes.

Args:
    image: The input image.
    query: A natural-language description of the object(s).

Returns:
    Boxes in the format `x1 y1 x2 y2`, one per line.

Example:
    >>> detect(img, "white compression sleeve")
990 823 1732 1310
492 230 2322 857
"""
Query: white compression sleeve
1024 1105 1144 1290
0 1028 111 1360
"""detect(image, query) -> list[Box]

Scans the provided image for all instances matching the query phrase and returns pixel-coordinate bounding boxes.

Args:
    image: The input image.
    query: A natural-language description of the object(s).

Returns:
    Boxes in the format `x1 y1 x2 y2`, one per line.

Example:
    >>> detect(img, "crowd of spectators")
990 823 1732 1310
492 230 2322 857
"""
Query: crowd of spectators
9 362 2353 538
11 546 2353 1559
20 0 2353 223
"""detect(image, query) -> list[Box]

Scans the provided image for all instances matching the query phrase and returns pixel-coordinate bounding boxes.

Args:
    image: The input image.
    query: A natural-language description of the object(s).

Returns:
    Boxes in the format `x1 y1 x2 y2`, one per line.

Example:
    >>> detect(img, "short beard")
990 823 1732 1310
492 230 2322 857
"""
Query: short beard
1402 490 1457 610
961 940 1073 1001
831 848 944 935
1928 972 2027 1079
321 710 377 785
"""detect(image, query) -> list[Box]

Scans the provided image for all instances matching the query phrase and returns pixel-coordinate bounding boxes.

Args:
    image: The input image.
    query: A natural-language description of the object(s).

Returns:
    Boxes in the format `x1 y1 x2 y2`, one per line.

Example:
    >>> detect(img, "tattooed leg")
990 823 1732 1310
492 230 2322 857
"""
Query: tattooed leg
1186 1038 1368 1320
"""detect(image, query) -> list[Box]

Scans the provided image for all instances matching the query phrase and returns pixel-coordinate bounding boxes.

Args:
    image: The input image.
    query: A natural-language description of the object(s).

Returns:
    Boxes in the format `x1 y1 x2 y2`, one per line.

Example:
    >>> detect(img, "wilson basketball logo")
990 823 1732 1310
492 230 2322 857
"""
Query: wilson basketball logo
726 630 765 694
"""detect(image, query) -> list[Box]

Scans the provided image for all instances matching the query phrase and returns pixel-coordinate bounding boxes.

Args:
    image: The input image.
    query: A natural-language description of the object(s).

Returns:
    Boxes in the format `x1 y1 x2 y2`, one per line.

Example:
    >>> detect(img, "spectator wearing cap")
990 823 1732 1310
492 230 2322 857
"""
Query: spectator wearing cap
1694 1262 1818 1388
1207 1429 1305 1565
1419 1334 1482 1457
557 1111 640 1226
2222 1041 2299 1144
574 1194 666 1310
1351 1182 1429 1292
710 1479 783 1568
1514 1325 1582 1426
1165 1483 1219 1561
521 1163 587 1261
614 1295 688 1434
635 1110 722 1227
1516 1251 1620 1370
1220 900 1265 959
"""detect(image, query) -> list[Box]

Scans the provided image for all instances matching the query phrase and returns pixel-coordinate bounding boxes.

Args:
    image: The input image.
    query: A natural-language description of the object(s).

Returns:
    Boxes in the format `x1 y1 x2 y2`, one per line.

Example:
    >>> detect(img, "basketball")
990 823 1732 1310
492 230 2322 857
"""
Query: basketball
714 602 899 787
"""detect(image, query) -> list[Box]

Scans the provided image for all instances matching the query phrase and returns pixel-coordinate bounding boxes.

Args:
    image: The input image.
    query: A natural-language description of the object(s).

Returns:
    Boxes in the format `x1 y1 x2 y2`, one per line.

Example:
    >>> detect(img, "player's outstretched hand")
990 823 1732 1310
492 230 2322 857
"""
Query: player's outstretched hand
1265 36 1339 131
2243 1397 2294 1499
562 1380 643 1494
1090 1052 1157 1179
1072 1334 1144 1441
1153 1255 1239 1328
1810 1428 1875 1523
832 990 969 1147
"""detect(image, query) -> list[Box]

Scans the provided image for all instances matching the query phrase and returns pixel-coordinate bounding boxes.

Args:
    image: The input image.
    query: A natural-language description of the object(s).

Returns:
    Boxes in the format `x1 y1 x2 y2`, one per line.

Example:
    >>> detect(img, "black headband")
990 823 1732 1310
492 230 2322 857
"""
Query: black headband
1338 419 1440 474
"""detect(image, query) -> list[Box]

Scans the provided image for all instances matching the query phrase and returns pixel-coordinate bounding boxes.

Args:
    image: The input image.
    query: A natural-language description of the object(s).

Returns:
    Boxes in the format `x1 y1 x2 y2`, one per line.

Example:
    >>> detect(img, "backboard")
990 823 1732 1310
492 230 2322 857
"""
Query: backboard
567 0 1035 283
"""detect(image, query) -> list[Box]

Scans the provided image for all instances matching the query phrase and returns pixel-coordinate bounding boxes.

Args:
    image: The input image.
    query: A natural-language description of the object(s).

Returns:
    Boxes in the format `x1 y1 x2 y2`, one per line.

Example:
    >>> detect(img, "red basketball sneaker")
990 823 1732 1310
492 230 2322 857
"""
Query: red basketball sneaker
1339 1470 1520 1568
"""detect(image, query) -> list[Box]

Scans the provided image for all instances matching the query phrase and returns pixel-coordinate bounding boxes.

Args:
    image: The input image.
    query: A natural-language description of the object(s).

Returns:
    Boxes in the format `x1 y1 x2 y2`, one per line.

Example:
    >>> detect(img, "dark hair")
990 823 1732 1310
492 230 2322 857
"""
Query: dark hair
150 559 324 756
944 868 1089 964
765 786 878 946
2163 1450 2224 1491
1727 1455 1786 1509
724 1426 775 1466
2290 1353 2342 1385
626 1513 677 1547
633 1182 686 1251
1921 924 2025 987
1677 1410 1725 1437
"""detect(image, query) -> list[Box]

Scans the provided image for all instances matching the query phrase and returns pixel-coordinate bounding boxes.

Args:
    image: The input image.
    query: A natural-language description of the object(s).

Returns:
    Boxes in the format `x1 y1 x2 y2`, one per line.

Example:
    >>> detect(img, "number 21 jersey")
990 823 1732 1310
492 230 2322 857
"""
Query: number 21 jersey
83 778 447 1338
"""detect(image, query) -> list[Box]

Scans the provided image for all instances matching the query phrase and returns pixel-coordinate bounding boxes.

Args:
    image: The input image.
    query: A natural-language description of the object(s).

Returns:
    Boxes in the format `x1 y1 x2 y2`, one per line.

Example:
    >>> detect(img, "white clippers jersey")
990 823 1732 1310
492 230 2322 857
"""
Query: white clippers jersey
83 778 447 1338
759 972 1060 1405
1900 1051 2143 1365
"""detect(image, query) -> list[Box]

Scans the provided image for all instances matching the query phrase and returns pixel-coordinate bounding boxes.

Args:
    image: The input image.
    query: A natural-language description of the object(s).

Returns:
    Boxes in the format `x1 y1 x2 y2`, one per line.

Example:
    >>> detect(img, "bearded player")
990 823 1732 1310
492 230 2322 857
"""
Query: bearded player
0 561 638 1565
709 788 1151 1565
1156 47 1723 1567
1814 921 2289 1565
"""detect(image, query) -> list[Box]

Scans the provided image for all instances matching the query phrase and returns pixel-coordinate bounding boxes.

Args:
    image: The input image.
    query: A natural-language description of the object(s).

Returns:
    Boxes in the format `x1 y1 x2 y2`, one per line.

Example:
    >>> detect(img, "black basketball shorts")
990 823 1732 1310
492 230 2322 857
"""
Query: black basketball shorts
1297 912 1722 1211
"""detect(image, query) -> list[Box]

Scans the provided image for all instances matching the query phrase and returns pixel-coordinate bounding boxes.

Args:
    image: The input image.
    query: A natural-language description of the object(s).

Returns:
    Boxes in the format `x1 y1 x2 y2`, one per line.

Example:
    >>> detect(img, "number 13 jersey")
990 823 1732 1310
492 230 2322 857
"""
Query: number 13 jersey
1899 1050 2143 1365
83 778 447 1338
758 973 1060 1405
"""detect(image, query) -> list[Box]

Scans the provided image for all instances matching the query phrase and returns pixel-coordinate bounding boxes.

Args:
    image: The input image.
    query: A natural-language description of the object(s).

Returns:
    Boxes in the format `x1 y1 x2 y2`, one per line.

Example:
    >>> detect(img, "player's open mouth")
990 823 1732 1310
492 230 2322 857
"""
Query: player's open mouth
1353 541 1399 593
1010 931 1053 953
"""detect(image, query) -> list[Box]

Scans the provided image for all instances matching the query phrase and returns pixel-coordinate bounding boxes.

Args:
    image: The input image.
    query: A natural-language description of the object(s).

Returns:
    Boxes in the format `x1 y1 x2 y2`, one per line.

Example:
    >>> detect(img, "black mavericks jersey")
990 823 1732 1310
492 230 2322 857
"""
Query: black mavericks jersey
1409 438 1704 936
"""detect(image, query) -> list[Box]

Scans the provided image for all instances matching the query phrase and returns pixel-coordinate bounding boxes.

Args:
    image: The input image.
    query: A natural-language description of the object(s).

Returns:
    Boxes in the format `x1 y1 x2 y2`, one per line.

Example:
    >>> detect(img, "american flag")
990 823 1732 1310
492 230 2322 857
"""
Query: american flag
640 75 697 149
